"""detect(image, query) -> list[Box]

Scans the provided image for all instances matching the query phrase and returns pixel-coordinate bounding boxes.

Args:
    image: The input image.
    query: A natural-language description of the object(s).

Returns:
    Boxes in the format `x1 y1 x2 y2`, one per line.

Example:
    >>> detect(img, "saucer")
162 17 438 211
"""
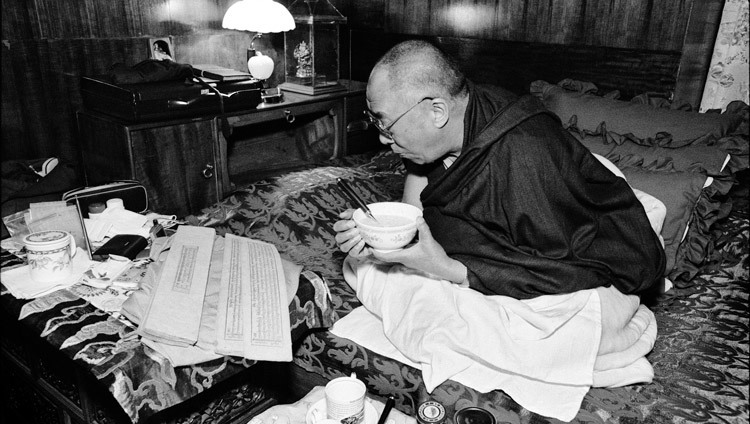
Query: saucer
305 398 378 424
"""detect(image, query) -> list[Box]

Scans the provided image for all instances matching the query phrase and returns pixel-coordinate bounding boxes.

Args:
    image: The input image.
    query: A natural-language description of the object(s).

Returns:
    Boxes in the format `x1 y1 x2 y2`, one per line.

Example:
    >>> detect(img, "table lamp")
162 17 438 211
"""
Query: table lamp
222 0 295 81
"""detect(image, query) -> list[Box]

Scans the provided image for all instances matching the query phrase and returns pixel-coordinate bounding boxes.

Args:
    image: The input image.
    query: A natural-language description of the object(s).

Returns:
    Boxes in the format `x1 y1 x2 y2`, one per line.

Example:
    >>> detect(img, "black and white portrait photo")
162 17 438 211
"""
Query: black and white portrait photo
149 37 174 61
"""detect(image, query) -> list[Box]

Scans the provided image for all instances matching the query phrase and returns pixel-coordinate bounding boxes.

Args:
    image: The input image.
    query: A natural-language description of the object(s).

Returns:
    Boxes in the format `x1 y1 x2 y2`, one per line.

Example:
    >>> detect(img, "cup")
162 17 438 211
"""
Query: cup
23 230 77 283
325 375 367 424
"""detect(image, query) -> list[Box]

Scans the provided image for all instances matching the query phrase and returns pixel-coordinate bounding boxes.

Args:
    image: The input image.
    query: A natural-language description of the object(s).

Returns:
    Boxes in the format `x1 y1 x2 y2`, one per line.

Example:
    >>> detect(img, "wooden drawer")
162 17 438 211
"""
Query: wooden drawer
223 99 343 185
1 362 70 424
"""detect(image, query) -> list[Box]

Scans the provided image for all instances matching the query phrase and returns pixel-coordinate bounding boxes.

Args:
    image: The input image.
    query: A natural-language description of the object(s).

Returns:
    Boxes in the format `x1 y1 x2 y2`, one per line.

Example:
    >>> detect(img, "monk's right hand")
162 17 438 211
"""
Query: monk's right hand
333 209 372 258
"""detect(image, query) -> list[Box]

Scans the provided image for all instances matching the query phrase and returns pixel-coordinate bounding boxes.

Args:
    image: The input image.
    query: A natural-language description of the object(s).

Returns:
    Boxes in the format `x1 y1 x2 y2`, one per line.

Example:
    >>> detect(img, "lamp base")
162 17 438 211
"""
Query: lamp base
278 81 347 96
261 87 283 103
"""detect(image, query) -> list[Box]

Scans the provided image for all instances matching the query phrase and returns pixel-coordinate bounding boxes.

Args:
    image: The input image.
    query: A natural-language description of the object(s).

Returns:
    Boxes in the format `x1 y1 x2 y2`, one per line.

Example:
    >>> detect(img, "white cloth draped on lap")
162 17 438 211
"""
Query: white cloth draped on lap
334 258 657 422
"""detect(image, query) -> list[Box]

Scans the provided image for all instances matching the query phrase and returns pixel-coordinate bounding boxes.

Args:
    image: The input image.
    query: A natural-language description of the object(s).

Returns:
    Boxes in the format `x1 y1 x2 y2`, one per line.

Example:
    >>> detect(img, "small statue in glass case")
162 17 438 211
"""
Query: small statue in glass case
293 41 313 78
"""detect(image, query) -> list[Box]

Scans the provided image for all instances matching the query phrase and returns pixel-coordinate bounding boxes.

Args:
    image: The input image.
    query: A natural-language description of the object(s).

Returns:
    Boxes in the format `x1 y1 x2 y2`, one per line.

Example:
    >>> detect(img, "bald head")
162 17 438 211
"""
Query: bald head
365 40 469 164
370 40 468 103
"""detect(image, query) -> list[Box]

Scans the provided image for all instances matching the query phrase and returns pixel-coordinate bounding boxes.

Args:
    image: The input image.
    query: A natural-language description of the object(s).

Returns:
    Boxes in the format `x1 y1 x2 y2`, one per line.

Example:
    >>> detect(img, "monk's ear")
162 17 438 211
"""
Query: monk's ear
429 97 450 129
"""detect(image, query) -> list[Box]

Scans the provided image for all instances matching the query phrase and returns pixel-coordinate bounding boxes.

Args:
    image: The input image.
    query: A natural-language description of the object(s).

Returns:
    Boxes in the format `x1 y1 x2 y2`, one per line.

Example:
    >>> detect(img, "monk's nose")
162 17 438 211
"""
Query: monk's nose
378 133 394 145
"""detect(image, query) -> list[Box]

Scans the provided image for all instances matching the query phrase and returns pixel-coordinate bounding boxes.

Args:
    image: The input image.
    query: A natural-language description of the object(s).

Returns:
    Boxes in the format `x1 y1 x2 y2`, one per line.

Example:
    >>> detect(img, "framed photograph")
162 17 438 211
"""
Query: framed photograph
148 37 174 61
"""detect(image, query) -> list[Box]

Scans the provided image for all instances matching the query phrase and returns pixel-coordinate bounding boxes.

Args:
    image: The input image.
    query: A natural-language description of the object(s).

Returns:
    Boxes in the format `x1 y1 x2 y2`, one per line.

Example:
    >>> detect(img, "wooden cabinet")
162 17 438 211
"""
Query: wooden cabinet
77 114 223 217
77 80 375 217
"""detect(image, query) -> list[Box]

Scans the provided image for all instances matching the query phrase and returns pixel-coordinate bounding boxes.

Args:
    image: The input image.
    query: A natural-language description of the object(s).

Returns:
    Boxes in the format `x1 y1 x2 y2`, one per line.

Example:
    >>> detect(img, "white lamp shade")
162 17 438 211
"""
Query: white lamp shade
247 53 275 80
222 0 295 33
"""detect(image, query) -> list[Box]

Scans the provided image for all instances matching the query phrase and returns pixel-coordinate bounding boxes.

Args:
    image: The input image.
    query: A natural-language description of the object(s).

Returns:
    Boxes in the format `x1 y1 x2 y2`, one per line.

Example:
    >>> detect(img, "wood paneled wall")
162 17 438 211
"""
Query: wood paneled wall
381 0 692 50
339 0 694 49
1 0 722 168
347 31 684 99
1 0 281 163
341 0 721 102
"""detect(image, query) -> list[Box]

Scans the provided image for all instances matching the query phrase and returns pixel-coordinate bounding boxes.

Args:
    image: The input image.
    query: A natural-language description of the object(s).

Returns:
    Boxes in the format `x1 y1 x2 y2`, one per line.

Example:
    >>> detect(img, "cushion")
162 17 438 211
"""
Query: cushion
573 133 730 175
530 80 743 147
592 145 734 281
530 79 746 285
613 166 732 283
618 168 706 274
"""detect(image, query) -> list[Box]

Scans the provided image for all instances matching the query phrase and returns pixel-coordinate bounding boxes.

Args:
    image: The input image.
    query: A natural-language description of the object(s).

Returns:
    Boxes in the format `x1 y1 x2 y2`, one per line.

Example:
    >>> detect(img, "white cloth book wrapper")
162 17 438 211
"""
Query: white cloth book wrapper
138 225 215 346
121 235 299 366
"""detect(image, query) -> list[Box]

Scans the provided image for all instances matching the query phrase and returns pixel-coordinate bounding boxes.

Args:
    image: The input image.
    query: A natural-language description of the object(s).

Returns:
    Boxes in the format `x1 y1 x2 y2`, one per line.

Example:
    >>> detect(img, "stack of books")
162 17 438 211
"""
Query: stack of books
192 64 253 82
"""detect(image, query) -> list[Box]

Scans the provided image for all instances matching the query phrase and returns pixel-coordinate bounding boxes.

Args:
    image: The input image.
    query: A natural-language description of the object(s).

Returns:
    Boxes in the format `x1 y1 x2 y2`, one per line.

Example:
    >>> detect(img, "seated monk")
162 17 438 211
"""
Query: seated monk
333 40 666 299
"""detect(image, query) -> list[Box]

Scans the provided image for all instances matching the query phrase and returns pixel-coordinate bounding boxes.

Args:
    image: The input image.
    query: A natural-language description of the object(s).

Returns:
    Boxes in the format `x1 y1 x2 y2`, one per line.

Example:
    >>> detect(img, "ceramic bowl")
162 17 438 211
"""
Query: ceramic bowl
352 202 422 252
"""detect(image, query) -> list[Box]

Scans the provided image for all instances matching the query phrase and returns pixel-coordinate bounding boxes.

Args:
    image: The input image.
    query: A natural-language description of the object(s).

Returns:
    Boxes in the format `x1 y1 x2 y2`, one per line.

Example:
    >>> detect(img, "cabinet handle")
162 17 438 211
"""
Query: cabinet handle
284 109 296 124
202 164 215 179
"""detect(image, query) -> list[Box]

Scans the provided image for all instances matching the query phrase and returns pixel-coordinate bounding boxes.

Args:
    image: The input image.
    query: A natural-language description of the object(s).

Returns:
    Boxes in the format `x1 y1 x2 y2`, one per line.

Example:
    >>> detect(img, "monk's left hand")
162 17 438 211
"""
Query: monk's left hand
372 217 468 285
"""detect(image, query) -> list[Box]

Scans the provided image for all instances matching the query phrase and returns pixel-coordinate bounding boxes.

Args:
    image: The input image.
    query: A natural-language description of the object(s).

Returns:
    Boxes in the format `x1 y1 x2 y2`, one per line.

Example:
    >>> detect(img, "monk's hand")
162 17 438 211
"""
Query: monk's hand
372 217 468 285
333 209 373 258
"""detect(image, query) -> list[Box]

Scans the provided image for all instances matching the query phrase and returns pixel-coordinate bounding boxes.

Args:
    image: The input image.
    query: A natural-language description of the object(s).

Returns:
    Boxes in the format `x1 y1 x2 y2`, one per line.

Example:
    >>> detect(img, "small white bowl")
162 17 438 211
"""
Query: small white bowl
352 202 422 252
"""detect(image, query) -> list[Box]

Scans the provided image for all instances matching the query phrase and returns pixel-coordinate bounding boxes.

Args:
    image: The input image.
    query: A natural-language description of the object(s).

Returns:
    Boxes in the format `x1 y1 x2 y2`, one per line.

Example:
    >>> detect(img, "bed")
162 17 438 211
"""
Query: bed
187 80 749 423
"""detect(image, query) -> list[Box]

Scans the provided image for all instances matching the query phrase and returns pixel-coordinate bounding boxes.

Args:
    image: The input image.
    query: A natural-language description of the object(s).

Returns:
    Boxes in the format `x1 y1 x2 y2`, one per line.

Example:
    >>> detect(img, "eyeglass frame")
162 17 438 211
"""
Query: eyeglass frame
364 97 434 139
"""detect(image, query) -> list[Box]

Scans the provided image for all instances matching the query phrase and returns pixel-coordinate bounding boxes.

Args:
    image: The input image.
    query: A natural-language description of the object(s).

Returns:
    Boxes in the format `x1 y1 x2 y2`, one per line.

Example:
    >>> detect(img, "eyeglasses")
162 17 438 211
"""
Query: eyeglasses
364 97 434 139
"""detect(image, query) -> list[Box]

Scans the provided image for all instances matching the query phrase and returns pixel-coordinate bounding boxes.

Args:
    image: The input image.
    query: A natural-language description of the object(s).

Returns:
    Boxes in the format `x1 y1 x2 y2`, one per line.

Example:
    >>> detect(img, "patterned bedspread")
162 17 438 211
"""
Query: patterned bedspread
0 250 336 423
189 150 749 424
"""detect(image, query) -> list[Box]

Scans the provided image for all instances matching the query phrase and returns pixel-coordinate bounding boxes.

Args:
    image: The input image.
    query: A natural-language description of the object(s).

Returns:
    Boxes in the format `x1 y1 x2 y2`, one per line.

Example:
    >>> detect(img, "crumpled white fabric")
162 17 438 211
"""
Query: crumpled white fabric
335 259 656 422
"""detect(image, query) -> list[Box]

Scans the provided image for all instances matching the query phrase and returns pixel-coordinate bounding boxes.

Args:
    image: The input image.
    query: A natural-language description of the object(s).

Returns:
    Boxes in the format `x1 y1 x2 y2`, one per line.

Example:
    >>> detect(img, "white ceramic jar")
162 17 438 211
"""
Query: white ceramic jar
23 230 77 283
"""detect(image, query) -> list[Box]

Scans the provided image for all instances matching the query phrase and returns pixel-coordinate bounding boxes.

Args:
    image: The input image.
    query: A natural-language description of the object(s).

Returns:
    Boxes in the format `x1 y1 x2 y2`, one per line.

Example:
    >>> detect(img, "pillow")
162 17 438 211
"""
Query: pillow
619 168 704 272
530 80 743 147
530 79 746 285
593 148 731 281
617 167 732 282
573 133 730 175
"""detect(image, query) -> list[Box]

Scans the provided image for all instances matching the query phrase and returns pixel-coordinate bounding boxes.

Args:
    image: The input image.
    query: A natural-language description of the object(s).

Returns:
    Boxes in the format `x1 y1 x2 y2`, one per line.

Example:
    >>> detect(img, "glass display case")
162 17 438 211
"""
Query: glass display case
279 0 347 95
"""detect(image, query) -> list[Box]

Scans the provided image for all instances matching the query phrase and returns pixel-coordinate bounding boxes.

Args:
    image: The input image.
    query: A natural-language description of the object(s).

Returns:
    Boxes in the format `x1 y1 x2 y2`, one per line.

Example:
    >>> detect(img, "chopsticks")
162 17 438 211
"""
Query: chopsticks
337 178 379 223
376 395 395 424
